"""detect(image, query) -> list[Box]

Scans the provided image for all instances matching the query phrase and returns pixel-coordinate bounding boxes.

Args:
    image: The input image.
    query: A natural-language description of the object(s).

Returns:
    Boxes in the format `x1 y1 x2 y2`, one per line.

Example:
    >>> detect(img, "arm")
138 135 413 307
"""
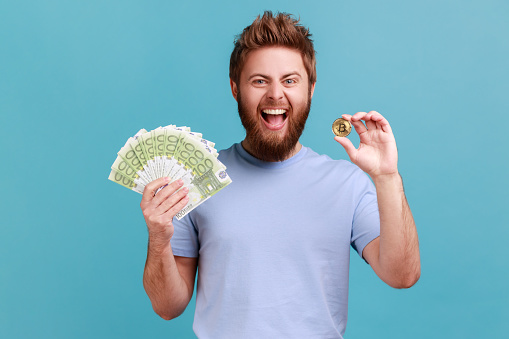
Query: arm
335 111 420 289
140 177 198 319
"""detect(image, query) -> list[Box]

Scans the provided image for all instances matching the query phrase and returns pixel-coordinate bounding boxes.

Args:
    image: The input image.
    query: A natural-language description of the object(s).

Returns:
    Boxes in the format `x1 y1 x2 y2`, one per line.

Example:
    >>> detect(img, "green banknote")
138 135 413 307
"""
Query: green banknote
108 169 144 193
108 125 232 220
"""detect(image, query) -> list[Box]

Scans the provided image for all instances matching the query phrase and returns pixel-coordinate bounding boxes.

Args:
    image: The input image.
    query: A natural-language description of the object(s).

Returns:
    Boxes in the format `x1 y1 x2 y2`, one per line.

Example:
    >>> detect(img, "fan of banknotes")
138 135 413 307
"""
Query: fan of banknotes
108 125 232 220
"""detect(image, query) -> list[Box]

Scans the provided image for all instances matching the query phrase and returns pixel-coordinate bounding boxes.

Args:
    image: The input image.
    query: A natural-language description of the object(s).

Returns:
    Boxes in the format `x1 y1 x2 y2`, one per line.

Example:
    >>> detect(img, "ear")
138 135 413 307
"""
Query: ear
309 82 316 99
230 79 238 101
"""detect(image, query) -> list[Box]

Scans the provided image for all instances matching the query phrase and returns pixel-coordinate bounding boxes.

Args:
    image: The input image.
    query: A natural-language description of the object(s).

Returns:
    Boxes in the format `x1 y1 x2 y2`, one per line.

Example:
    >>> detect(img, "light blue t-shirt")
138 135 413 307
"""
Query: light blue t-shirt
171 143 380 338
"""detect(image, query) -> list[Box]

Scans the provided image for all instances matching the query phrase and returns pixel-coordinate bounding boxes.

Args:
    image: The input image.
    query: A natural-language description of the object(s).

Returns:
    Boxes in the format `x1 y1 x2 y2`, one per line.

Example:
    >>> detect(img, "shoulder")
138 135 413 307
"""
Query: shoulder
217 144 237 164
302 146 363 175
300 146 375 193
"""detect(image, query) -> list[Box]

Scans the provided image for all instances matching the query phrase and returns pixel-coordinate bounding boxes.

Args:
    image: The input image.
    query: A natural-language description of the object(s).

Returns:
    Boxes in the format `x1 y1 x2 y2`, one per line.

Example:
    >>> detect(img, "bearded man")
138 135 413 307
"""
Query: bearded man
140 11 420 339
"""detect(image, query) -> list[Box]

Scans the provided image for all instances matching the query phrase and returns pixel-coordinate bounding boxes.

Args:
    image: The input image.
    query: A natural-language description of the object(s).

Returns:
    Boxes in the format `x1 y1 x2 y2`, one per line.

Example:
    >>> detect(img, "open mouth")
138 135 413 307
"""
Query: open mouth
261 108 288 129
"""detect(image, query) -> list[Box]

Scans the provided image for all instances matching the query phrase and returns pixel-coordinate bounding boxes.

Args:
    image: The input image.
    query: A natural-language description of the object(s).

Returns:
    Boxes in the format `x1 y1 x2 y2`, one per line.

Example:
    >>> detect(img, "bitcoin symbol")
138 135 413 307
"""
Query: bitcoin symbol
332 118 352 137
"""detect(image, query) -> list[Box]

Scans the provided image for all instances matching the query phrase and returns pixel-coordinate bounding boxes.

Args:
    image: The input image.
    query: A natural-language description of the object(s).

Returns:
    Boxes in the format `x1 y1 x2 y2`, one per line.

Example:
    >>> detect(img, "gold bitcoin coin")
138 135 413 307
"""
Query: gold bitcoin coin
332 118 352 137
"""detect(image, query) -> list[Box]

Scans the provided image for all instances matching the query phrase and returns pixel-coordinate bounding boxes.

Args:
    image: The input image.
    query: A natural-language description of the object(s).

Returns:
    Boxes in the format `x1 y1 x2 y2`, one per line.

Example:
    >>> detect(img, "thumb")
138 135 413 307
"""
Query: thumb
334 136 357 160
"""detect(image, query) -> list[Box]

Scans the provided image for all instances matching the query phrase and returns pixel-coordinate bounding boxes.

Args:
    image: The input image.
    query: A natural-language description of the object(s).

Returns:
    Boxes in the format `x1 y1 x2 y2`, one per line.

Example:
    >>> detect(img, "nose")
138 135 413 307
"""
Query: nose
267 82 284 101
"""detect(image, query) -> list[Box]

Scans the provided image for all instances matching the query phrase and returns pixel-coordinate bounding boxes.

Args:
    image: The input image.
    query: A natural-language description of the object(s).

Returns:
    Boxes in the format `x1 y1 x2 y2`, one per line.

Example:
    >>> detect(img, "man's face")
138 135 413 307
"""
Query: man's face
231 46 315 162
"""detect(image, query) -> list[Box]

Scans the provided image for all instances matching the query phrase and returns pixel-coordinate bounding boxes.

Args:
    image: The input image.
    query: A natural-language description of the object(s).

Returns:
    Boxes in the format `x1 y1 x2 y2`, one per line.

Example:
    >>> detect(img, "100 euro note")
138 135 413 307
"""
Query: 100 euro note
171 133 231 219
108 126 231 220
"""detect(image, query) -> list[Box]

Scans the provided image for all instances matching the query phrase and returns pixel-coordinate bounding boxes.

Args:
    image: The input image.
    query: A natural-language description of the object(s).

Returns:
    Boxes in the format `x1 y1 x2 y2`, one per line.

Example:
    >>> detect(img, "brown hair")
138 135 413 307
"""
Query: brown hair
229 11 316 86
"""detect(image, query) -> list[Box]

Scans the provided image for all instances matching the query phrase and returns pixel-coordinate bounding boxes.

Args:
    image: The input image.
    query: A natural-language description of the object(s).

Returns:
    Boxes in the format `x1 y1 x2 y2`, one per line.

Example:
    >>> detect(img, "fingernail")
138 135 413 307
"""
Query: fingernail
178 179 184 185
183 187 189 193
165 177 171 182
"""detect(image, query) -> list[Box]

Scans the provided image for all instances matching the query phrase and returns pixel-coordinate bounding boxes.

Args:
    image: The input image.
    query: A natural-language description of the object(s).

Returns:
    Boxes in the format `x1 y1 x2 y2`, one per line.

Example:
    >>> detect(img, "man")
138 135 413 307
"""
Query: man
140 11 420 338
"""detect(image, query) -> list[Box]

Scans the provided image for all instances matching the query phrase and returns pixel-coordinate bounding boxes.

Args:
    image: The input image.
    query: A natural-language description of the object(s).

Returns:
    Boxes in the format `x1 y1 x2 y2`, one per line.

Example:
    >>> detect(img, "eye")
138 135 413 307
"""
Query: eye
253 79 266 85
284 79 296 85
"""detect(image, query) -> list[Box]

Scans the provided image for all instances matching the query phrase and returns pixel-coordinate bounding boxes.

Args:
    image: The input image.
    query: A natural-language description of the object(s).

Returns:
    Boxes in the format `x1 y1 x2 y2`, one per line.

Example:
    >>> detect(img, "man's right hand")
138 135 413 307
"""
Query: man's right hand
141 177 196 320
140 177 189 248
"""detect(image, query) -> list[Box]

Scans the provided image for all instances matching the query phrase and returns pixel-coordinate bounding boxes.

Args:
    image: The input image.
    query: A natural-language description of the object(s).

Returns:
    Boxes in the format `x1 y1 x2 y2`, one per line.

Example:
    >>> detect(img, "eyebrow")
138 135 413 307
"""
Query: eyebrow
281 72 302 79
247 72 303 81
247 73 270 81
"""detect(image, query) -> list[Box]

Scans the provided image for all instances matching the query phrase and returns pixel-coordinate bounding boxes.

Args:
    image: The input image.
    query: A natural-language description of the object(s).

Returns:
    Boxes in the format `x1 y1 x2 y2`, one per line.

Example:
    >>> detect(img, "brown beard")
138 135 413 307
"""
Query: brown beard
237 90 311 162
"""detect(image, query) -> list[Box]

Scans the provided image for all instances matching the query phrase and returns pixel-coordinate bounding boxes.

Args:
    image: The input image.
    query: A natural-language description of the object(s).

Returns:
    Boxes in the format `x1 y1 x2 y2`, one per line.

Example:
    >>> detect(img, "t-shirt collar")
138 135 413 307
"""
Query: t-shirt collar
235 142 307 169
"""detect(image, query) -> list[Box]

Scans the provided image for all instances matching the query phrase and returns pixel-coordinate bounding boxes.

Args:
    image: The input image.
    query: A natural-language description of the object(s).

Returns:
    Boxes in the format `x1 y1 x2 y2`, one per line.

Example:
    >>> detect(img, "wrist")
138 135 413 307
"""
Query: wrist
371 172 401 187
147 231 173 256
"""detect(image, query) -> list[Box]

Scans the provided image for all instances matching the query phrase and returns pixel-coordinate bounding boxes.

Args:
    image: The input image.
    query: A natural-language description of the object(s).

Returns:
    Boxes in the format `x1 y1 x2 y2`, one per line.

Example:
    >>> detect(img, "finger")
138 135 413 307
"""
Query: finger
341 114 352 121
359 110 380 122
152 179 185 207
376 116 392 134
351 118 367 135
367 111 392 133
351 112 367 122
349 112 369 134
366 119 377 131
141 177 171 205
359 111 383 131
163 193 190 220
157 186 189 215
334 136 357 160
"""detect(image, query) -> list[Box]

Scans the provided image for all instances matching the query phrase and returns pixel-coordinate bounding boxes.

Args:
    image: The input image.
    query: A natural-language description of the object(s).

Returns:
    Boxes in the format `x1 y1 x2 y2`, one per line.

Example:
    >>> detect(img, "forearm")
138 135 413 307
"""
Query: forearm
372 173 420 287
143 238 192 320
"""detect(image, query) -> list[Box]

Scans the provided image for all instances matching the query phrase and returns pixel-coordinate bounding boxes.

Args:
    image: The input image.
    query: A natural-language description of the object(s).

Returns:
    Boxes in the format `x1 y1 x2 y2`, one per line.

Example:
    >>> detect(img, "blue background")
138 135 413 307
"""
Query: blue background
1 0 508 338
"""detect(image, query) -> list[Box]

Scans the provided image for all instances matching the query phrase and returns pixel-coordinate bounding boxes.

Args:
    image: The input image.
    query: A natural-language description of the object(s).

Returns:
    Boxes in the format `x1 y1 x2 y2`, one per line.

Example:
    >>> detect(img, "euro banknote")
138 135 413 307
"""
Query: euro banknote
109 125 231 219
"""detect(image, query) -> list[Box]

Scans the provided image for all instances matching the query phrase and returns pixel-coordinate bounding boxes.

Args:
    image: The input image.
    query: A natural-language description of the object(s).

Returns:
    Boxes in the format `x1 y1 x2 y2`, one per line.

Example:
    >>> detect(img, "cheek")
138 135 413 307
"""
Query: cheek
243 89 264 110
287 84 310 103
288 92 308 108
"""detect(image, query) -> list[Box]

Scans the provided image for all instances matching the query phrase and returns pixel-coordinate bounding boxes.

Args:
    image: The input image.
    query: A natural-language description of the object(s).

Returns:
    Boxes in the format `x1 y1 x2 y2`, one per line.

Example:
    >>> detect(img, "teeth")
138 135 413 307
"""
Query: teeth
262 109 286 115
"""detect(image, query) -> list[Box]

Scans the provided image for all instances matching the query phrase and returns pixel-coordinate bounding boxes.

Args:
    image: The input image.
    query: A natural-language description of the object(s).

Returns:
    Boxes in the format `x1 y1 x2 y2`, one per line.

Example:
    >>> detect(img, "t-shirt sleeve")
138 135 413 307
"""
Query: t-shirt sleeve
170 213 199 258
350 173 380 261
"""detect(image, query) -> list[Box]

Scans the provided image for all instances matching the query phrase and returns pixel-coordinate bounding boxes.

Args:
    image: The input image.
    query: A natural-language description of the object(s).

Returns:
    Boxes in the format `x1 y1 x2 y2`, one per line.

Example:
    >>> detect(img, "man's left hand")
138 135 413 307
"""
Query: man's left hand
334 111 398 178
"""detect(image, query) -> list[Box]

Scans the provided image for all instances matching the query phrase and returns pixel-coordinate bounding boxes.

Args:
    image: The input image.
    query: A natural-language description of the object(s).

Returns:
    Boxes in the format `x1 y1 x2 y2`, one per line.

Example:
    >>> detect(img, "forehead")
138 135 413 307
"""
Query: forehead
241 46 307 79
